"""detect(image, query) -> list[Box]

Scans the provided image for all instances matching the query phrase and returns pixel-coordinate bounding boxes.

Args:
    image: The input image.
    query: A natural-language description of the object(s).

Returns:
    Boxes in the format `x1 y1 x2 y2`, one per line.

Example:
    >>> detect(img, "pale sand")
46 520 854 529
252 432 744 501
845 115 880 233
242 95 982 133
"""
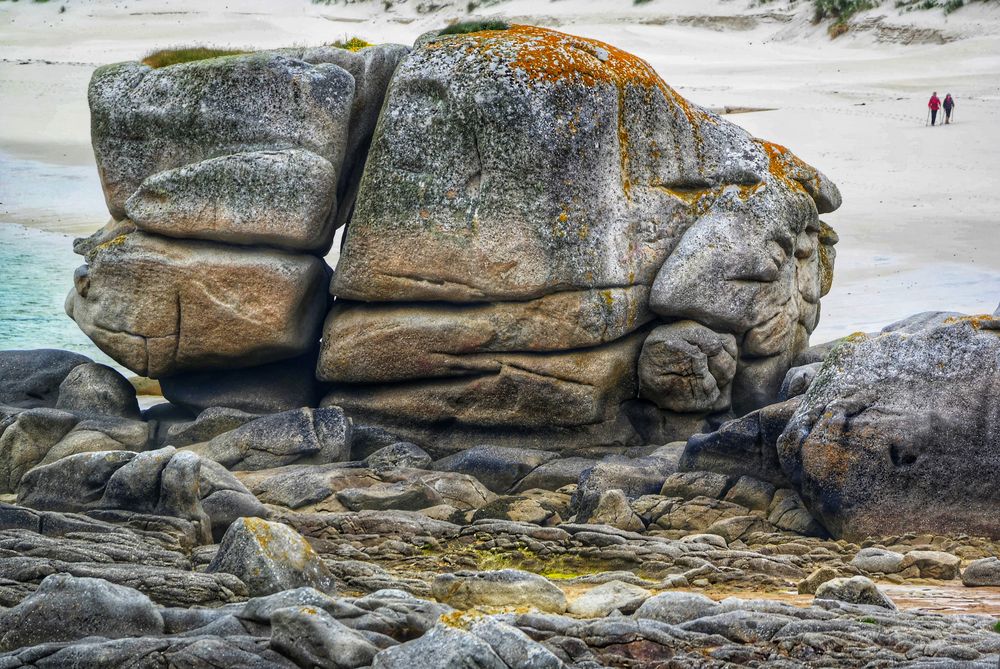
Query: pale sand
1 0 998 338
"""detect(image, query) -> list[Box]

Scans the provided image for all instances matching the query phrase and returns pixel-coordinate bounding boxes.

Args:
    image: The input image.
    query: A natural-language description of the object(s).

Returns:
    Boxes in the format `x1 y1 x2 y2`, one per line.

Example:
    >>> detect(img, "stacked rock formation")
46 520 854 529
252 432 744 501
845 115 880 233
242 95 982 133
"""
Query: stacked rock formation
318 25 840 456
67 45 408 413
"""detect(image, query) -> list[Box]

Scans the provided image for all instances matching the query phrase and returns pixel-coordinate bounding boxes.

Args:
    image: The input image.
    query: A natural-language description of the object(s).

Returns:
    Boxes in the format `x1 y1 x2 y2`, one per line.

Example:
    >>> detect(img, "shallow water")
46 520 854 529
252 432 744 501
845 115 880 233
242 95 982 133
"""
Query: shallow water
0 149 107 232
707 584 1000 616
0 222 116 366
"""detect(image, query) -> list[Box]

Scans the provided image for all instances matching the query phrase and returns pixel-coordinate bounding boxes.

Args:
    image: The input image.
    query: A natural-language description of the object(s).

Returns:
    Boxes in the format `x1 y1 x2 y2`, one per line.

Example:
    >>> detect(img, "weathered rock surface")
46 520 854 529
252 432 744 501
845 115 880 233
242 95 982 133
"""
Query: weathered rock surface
634 591 721 624
125 149 339 252
638 321 738 413
432 445 559 495
364 442 432 473
208 517 336 596
0 497 998 668
567 580 651 617
778 317 1000 540
75 44 408 391
67 231 328 377
15 446 260 539
54 362 140 419
850 547 905 575
0 574 163 651
0 349 91 408
164 407 261 447
371 624 507 669
814 576 896 610
90 54 353 221
185 407 352 471
587 489 645 532
431 569 567 613
962 557 1000 587
679 397 799 488
900 550 961 580
320 24 839 455
269 605 379 669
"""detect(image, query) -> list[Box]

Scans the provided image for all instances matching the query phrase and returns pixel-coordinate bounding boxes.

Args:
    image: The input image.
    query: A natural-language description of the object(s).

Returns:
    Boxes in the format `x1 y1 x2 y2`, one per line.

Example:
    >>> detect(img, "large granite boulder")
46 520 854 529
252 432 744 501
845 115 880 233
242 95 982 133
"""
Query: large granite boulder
777 316 1000 540
66 231 327 378
73 44 408 386
319 25 839 456
90 53 352 221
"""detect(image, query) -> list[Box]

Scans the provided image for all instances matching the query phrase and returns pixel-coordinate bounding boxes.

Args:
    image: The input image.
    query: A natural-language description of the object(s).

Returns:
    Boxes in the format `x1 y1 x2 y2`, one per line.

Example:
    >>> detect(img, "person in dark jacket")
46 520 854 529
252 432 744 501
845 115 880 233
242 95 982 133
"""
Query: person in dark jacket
943 94 955 124
928 92 941 126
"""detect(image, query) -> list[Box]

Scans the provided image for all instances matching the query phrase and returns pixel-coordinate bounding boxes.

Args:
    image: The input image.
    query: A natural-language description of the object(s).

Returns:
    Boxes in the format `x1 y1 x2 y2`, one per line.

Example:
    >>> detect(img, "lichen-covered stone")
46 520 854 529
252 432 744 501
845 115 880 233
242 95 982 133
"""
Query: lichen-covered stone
208 517 336 596
431 569 567 613
89 54 354 220
322 25 839 454
125 149 338 252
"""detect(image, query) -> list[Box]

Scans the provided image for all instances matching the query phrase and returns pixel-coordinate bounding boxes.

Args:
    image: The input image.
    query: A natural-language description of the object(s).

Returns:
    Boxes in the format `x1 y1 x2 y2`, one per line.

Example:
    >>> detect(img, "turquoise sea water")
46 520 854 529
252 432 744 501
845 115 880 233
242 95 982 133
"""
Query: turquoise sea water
0 222 116 366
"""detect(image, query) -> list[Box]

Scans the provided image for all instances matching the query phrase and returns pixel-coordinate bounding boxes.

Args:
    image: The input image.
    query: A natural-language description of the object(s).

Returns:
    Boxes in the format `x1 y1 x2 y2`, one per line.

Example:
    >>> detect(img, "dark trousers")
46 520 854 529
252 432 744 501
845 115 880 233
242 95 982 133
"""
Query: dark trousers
944 107 953 122
931 109 938 125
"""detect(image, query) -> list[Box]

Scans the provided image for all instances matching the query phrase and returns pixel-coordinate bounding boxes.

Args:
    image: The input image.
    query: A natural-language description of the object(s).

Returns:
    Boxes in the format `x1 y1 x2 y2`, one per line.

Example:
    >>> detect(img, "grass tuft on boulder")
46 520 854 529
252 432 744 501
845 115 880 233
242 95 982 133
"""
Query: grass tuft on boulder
439 19 510 36
330 36 373 51
141 47 250 69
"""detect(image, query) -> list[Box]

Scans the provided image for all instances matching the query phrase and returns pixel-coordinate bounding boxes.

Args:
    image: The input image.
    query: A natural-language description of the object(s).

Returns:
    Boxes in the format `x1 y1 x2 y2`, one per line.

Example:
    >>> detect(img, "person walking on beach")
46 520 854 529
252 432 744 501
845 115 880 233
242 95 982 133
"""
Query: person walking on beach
928 91 941 126
943 93 955 124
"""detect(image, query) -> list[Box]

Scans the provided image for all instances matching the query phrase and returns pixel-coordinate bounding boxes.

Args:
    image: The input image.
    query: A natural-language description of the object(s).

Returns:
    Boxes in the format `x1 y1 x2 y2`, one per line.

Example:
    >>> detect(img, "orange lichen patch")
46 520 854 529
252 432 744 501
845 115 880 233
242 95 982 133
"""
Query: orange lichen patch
650 183 714 206
757 139 821 197
439 609 485 629
427 25 713 193
736 182 765 200
649 182 762 218
944 314 1000 330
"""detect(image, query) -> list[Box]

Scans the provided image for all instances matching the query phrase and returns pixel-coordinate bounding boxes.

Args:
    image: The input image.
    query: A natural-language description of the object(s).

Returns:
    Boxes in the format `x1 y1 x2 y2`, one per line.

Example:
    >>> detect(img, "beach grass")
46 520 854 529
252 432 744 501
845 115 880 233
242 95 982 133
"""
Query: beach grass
141 47 250 68
439 19 511 35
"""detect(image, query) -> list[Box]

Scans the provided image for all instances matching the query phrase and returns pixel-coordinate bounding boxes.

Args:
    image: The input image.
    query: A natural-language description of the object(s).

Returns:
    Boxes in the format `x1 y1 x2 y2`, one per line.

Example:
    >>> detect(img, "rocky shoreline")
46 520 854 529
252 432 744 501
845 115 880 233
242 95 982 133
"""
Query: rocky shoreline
2 325 1000 666
2 20 999 669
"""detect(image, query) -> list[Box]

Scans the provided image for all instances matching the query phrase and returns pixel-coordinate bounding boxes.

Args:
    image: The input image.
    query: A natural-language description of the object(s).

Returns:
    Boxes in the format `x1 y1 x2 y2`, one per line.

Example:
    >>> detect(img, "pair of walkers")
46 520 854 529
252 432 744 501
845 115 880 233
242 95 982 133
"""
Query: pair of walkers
927 92 955 126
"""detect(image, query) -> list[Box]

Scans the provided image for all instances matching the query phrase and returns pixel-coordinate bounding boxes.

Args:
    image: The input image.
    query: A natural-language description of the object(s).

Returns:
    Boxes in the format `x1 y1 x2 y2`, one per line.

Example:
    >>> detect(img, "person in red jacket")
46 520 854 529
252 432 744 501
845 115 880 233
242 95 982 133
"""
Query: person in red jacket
928 91 941 126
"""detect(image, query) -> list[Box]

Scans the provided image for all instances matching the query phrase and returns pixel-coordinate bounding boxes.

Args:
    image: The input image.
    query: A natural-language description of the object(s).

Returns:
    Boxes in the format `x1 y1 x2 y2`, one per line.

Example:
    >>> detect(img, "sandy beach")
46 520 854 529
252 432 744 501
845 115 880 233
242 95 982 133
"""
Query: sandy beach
1 0 999 341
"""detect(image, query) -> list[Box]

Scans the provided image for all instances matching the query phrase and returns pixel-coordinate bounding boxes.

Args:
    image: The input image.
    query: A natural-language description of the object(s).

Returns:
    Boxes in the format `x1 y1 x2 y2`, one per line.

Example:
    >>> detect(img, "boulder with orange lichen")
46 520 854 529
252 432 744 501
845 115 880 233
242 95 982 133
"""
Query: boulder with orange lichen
319 24 841 456
208 517 337 596
777 316 1000 541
